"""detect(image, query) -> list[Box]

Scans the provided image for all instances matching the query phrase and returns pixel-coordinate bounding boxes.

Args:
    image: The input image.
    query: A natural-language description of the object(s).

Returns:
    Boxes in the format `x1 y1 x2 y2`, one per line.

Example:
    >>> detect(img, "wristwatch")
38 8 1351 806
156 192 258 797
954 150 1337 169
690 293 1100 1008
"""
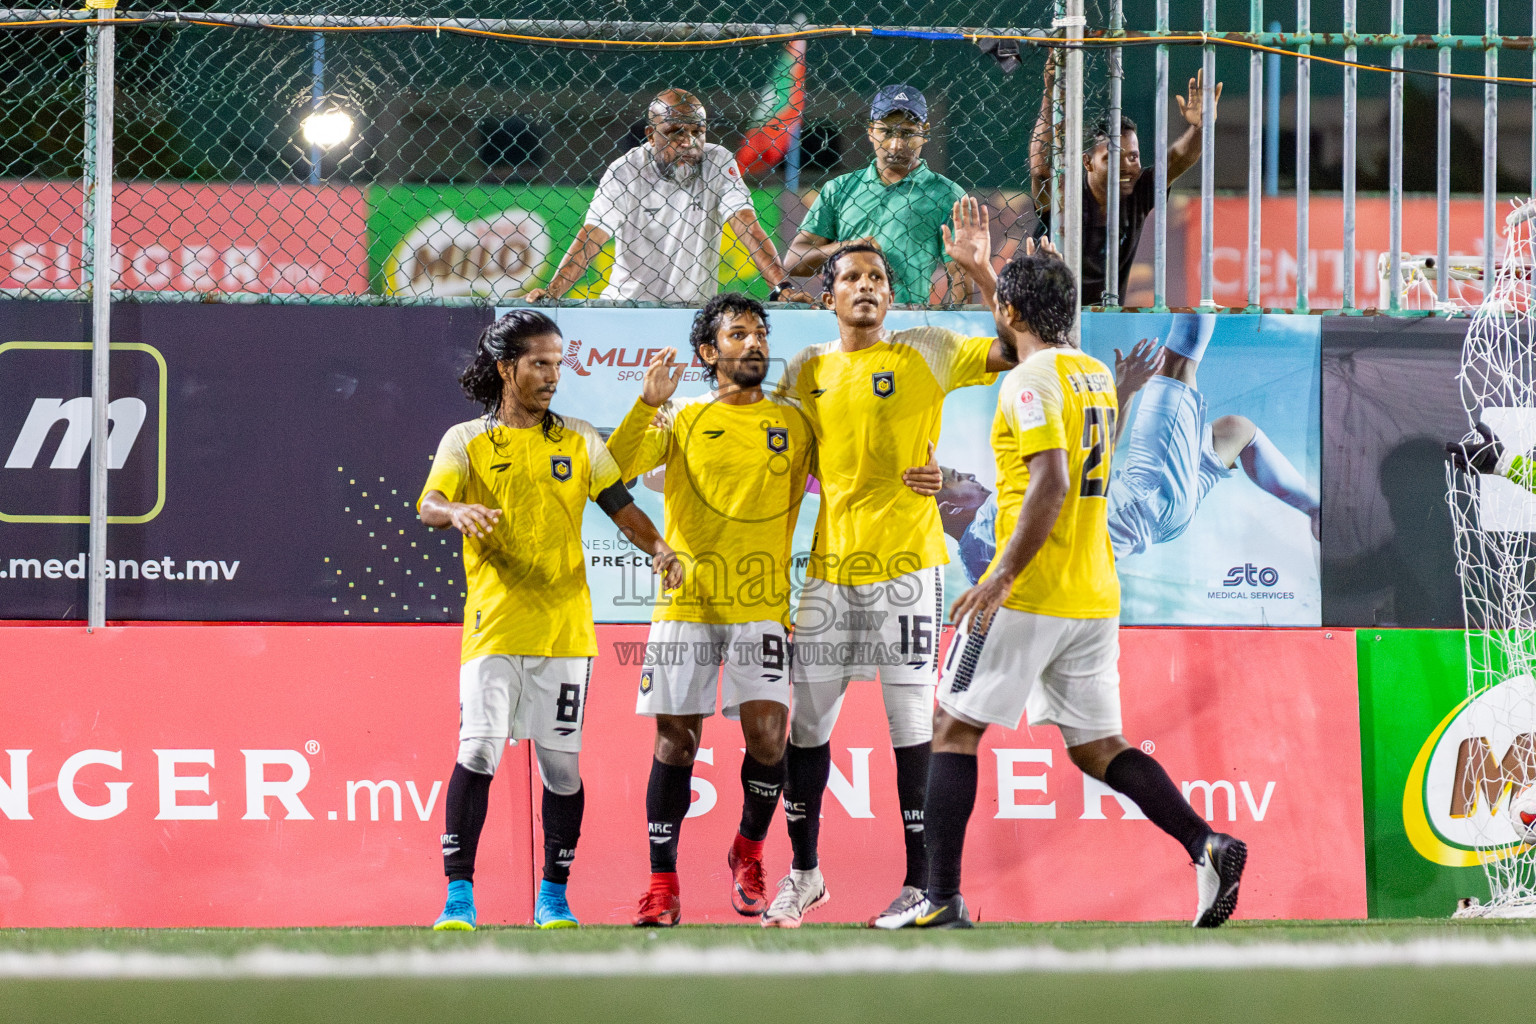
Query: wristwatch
767 281 789 301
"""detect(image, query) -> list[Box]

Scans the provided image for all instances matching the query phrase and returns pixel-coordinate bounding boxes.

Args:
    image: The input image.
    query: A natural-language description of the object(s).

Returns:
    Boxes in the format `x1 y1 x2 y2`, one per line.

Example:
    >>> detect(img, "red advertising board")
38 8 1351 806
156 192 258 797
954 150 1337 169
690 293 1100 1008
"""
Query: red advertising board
0 183 368 295
1188 196 1504 310
0 624 1364 927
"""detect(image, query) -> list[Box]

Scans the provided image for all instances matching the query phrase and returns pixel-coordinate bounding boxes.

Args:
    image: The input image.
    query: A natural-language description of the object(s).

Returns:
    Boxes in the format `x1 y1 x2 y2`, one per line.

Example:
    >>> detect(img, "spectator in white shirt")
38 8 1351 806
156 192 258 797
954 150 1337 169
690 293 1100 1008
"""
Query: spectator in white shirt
526 89 810 305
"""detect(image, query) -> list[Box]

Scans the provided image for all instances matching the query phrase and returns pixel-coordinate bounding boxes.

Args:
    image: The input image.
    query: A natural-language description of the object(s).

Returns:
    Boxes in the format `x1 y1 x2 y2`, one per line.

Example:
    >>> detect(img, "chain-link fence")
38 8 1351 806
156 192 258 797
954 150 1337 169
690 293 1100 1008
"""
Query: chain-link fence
2 2 1123 306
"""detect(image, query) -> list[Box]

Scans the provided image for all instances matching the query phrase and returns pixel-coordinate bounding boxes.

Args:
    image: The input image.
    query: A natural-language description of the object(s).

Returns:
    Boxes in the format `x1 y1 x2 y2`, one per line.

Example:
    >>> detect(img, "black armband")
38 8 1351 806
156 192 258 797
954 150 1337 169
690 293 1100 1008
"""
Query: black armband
595 479 635 516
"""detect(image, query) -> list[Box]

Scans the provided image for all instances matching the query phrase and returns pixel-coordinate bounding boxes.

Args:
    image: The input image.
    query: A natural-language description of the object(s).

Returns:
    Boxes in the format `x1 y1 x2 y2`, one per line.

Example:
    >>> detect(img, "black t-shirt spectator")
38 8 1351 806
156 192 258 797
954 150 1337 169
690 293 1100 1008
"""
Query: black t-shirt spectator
1035 169 1158 305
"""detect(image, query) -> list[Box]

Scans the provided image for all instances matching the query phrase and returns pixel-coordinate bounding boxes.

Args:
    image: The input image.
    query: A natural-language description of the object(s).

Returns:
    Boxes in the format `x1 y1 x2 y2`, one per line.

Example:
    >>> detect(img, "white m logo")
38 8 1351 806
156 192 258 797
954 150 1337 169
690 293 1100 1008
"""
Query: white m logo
5 397 147 470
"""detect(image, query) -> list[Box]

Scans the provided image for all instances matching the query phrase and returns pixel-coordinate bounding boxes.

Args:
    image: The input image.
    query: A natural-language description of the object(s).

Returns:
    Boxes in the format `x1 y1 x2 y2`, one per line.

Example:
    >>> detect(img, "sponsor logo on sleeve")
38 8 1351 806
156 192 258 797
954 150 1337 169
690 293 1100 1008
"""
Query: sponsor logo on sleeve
1015 388 1047 430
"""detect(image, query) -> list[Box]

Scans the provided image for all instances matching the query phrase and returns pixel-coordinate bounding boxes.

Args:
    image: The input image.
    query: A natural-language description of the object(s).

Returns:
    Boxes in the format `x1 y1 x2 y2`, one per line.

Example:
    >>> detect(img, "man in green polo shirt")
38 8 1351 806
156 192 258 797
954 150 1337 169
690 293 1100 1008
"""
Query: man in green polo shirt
785 85 971 306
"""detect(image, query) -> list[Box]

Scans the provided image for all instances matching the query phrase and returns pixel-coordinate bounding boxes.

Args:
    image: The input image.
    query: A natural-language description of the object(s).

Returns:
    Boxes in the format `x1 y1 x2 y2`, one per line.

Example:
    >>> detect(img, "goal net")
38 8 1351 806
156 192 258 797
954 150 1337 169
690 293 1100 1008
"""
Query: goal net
1449 198 1536 918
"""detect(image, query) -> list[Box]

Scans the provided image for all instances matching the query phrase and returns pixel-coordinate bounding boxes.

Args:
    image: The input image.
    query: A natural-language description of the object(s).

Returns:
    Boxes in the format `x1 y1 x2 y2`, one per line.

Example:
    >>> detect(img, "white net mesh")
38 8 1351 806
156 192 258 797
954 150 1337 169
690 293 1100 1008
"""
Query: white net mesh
1449 198 1536 918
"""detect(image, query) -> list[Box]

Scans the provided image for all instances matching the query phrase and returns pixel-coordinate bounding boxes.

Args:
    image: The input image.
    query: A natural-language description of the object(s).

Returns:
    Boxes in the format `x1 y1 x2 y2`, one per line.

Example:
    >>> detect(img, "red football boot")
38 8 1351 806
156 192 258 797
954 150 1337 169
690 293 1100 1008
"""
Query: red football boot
728 833 769 916
634 872 682 927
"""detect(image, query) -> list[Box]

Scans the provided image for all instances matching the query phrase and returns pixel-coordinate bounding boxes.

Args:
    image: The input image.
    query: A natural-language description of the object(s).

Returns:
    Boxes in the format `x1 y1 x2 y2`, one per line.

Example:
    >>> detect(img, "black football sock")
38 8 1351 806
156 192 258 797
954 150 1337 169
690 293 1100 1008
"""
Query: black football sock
738 752 786 842
893 742 932 889
645 758 693 874
1103 748 1214 861
784 741 832 871
923 751 977 904
443 763 493 883
541 784 585 885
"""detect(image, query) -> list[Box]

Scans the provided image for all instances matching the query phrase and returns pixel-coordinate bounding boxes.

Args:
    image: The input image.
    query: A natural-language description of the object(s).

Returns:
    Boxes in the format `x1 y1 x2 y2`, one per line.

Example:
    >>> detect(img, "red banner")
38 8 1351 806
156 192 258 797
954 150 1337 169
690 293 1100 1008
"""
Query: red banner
1188 196 1504 310
0 183 369 295
0 624 1364 927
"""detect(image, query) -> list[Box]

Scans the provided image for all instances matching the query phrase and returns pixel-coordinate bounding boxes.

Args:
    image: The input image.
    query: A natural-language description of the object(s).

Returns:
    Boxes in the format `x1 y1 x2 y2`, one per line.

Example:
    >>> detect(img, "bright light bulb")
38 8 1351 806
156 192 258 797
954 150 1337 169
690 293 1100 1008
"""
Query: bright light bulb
301 110 354 148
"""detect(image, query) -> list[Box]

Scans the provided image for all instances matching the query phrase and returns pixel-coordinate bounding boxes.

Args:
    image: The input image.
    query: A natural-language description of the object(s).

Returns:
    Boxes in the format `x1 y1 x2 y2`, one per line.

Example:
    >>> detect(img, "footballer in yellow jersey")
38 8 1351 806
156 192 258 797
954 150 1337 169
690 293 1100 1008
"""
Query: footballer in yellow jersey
418 310 681 933
886 252 1246 933
604 294 816 925
765 200 1023 929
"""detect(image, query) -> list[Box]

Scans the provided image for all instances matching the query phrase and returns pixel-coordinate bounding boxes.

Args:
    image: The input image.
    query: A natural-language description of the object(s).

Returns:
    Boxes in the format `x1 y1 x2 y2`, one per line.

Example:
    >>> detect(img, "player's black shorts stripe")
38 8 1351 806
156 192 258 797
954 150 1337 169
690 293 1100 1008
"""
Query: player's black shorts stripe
947 615 992 696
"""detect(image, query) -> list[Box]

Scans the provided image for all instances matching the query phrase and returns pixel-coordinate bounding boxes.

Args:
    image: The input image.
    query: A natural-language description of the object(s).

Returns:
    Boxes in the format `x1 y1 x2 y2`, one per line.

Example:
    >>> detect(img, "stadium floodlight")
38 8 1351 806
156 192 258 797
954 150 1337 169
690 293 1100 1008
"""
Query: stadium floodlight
300 110 354 149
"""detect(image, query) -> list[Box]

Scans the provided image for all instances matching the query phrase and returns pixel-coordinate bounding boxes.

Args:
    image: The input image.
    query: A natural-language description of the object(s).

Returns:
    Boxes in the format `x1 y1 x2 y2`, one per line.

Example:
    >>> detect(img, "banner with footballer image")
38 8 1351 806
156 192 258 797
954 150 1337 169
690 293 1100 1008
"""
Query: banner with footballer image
514 307 1324 627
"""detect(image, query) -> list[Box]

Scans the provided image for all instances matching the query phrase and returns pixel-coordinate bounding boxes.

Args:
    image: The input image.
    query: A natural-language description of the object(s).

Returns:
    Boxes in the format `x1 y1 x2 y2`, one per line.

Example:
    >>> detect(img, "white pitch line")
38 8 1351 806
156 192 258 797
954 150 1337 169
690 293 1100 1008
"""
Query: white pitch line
6 938 1536 979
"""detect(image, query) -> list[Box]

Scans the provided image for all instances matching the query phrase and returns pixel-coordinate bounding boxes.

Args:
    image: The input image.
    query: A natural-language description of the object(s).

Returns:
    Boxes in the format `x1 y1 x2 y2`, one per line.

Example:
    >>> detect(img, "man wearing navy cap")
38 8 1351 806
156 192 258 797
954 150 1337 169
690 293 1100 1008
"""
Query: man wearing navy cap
785 85 971 306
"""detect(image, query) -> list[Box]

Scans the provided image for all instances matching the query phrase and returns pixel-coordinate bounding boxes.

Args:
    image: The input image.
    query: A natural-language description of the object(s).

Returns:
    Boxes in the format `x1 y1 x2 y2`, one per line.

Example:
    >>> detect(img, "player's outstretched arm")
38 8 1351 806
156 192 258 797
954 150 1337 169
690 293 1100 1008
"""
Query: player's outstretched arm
525 224 611 301
607 502 684 590
419 489 501 538
948 448 1068 631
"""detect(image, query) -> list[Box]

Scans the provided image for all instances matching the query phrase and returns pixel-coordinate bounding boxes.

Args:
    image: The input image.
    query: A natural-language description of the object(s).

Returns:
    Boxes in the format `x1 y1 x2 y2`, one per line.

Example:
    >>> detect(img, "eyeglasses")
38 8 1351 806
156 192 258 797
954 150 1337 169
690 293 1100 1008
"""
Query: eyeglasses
868 125 928 142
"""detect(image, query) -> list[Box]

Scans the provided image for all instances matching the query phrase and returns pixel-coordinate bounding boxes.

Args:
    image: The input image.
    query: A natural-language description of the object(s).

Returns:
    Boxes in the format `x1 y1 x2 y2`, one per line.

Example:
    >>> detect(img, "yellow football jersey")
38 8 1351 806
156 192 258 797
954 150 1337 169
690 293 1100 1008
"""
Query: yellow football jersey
607 393 814 626
778 326 996 585
418 415 623 661
990 347 1120 618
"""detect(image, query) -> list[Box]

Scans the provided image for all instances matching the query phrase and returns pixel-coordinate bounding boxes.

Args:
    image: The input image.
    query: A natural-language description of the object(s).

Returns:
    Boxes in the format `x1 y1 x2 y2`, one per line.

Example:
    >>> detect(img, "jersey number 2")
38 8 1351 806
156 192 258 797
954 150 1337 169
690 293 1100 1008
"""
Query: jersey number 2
1080 406 1118 497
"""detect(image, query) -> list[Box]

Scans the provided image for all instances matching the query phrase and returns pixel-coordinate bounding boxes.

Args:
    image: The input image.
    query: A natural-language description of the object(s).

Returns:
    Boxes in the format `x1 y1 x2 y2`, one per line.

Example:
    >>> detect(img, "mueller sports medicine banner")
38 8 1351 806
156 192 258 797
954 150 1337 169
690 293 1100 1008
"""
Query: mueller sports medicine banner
0 301 1319 624
519 306 1324 627
0 623 1364 926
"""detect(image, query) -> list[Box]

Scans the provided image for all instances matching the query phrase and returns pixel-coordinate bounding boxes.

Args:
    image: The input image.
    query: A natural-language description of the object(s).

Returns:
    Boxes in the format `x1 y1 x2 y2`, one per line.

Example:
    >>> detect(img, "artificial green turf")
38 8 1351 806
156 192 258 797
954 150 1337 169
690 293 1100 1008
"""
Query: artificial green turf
4 921 1536 1024
1 917 1534 954
0 967 1531 1024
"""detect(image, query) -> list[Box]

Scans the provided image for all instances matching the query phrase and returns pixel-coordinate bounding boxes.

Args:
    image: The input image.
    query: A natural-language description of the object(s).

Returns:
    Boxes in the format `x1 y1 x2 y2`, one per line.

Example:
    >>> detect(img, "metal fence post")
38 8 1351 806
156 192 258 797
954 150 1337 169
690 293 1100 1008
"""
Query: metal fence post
1485 0 1500 292
1388 0 1404 312
1063 0 1084 330
1437 0 1451 306
1295 0 1310 313
1198 0 1215 309
1103 0 1122 309
1153 0 1168 311
87 0 116 631
1342 0 1357 311
1247 0 1264 311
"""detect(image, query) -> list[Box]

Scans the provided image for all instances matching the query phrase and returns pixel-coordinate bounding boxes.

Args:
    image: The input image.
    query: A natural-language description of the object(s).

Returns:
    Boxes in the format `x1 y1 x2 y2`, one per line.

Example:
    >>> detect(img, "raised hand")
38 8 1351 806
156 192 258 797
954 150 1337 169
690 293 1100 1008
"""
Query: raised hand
1022 234 1061 259
941 197 992 272
1174 69 1223 129
1113 338 1165 397
641 346 686 407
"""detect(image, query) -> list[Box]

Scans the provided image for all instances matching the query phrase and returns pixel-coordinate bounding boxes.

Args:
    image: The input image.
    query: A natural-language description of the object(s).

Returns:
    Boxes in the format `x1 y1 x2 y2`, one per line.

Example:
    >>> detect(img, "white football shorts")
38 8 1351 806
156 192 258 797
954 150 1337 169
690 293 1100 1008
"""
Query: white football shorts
459 654 592 753
791 565 944 687
634 619 792 718
938 607 1122 746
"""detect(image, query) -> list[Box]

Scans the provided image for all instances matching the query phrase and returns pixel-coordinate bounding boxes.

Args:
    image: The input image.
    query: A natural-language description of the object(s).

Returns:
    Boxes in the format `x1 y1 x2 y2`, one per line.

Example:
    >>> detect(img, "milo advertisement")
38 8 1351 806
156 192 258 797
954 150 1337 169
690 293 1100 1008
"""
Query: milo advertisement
367 184 782 300
1357 629 1508 917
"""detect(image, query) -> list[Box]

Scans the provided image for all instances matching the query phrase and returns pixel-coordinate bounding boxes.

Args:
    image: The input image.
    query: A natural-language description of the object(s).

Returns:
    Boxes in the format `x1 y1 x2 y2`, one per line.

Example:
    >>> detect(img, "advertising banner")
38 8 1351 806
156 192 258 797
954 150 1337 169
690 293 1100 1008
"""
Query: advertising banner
0 624 534 928
0 300 492 621
1189 196 1502 311
1355 628 1493 918
0 301 1319 626
1321 317 1469 628
519 307 1323 627
0 183 369 295
368 184 783 300
0 623 1364 926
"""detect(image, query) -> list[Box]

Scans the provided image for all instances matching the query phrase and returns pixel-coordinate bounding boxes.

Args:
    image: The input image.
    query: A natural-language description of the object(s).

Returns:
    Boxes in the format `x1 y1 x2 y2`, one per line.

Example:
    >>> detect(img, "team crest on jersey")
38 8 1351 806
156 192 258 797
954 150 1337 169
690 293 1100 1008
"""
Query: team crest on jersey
550 455 573 481
766 427 789 453
872 371 895 398
639 670 654 695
